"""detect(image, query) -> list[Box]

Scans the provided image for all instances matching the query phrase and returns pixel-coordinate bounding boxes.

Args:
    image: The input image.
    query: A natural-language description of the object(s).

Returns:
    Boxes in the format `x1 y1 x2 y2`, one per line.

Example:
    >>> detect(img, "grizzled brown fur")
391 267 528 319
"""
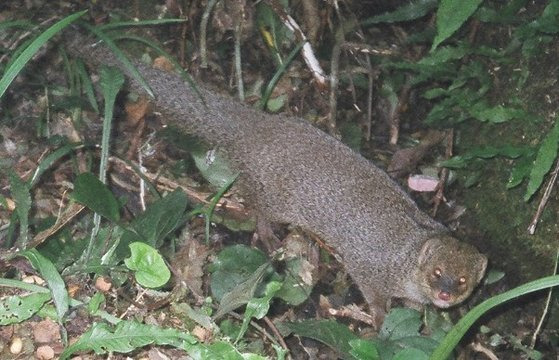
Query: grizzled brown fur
66 34 487 325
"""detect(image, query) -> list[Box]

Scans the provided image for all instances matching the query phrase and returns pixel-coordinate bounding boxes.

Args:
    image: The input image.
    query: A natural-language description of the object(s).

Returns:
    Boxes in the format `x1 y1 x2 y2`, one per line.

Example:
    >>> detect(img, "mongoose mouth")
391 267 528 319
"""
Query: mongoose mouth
431 291 453 308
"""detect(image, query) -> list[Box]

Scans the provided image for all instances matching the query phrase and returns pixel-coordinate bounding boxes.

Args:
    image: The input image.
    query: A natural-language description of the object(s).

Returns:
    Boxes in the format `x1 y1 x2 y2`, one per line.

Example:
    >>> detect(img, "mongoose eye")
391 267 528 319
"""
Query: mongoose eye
434 268 442 278
459 276 466 285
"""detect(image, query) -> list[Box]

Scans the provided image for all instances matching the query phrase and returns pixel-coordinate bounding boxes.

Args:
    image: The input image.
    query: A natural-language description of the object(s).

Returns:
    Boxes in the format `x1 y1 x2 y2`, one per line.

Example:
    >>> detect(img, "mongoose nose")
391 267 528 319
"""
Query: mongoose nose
438 291 451 301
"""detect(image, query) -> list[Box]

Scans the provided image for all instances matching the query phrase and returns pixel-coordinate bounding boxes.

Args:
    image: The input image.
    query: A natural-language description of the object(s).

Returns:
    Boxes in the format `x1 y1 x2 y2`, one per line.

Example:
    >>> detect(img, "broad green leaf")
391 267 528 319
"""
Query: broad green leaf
266 94 287 112
99 65 125 103
0 10 87 99
209 244 268 301
21 249 69 321
237 281 282 341
469 104 527 123
88 292 105 314
71 172 120 222
59 321 197 360
214 262 271 319
361 0 438 26
418 44 471 66
275 258 315 305
394 348 429 360
120 189 187 248
349 339 380 360
379 308 422 340
124 242 171 288
0 293 51 325
524 120 559 201
192 150 238 189
507 153 535 189
189 340 267 360
440 145 528 169
432 0 484 50
282 319 359 360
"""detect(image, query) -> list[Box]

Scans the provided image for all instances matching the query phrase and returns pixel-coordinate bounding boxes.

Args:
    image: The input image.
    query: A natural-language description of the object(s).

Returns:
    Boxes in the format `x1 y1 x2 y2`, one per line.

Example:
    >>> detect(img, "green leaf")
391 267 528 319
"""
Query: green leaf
361 0 438 26
189 340 267 360
349 339 380 360
8 171 31 247
124 242 171 288
192 150 238 189
59 321 197 360
469 104 527 123
80 23 154 98
29 144 81 187
236 281 281 342
0 293 51 325
266 94 288 112
431 275 559 359
99 65 125 104
120 189 187 248
282 319 359 360
98 65 125 184
21 249 69 321
76 59 100 113
432 0 484 50
0 10 87 100
214 262 271 319
524 120 559 201
507 153 535 189
394 348 430 360
275 258 315 305
88 292 105 314
71 172 120 222
209 245 268 301
379 308 422 340
109 33 205 105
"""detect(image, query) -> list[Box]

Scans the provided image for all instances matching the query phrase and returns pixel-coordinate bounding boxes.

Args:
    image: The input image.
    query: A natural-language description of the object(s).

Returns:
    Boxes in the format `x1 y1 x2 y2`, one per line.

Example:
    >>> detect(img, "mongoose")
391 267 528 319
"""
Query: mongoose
65 34 487 326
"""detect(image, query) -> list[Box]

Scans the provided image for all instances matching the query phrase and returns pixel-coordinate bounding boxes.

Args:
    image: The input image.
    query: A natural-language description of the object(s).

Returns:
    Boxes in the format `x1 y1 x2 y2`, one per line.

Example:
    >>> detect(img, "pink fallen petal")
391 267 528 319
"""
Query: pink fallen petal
407 174 440 192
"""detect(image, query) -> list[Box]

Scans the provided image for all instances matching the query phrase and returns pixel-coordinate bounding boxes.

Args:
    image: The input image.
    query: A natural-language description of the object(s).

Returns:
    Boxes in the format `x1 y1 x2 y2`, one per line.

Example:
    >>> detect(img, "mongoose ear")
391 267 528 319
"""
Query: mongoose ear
475 254 488 283
418 237 444 266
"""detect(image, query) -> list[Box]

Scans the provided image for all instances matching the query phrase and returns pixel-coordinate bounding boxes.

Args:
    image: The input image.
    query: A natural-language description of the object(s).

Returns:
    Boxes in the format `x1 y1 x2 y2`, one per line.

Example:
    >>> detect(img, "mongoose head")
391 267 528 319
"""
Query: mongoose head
417 235 487 308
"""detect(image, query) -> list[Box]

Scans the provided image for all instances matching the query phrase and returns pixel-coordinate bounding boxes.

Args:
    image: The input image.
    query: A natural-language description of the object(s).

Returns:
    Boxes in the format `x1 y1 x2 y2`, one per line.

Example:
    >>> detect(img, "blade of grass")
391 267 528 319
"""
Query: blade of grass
431 275 559 359
79 22 155 98
109 33 206 106
29 143 82 187
0 10 87 100
20 249 70 322
258 41 304 110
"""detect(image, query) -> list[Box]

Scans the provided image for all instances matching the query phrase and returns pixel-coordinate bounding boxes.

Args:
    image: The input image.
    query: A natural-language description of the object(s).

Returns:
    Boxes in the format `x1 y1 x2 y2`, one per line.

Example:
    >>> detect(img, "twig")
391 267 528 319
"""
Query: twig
264 0 328 86
470 342 499 360
327 27 343 133
530 247 559 348
263 316 291 358
234 14 245 101
433 129 453 217
527 156 559 234
365 53 374 142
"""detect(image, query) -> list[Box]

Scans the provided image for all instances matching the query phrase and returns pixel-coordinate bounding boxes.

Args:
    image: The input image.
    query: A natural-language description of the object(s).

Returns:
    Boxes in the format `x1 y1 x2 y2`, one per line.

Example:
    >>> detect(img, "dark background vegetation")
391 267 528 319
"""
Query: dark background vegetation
1 0 559 359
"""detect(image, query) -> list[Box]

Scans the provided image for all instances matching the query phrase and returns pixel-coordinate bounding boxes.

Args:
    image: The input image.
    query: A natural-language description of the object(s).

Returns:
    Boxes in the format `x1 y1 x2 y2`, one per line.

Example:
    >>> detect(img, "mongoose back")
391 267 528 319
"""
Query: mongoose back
67 35 487 325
